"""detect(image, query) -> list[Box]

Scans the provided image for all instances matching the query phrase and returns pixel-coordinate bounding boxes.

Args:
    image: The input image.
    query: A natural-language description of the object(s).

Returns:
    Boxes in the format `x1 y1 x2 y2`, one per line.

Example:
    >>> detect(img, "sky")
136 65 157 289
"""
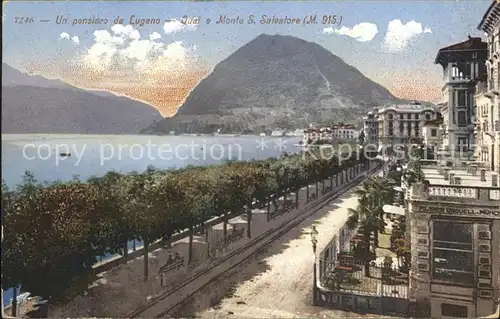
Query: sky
2 0 493 116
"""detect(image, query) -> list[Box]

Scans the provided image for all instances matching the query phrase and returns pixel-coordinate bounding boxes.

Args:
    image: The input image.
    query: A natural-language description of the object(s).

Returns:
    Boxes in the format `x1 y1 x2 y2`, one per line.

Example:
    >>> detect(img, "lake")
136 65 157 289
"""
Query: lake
1 134 303 187
1 134 302 305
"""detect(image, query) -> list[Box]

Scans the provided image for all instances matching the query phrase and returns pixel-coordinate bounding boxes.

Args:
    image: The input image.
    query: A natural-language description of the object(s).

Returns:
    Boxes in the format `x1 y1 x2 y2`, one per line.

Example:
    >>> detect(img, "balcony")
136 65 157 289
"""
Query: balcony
426 185 499 202
409 166 500 207
445 74 472 84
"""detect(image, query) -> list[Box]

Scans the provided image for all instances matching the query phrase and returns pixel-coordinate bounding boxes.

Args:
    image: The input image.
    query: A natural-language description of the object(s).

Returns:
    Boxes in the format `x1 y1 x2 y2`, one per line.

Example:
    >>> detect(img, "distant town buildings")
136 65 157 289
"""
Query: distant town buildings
362 102 438 155
302 124 358 144
331 123 358 140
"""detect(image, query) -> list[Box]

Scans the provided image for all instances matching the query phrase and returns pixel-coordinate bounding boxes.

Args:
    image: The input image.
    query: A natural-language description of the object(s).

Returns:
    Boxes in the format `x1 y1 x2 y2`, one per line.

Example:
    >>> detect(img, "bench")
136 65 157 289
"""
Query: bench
335 265 354 272
158 255 185 274
338 253 354 259
269 207 287 220
214 228 245 251
226 227 245 244
268 201 294 220
321 187 332 195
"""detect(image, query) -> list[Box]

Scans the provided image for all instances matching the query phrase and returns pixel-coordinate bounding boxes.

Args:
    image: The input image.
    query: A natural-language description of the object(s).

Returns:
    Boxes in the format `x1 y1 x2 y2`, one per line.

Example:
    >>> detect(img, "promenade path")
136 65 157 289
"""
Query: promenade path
8 165 379 318
173 172 392 318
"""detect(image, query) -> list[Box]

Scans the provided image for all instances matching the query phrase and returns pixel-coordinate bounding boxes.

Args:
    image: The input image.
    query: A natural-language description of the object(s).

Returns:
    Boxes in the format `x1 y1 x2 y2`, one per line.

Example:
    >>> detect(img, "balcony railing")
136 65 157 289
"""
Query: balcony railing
446 74 472 82
411 184 500 203
427 185 500 201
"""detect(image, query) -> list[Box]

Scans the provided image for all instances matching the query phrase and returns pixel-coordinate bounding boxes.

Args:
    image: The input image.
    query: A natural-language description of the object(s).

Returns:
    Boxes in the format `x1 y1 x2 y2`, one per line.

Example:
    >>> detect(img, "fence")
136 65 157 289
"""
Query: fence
318 235 338 284
315 165 410 317
316 255 410 316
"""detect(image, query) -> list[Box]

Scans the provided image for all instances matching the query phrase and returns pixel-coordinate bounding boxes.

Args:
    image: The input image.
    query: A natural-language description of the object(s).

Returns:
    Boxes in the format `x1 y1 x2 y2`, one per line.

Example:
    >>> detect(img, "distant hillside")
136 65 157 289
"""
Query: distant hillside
143 34 400 134
2 64 163 134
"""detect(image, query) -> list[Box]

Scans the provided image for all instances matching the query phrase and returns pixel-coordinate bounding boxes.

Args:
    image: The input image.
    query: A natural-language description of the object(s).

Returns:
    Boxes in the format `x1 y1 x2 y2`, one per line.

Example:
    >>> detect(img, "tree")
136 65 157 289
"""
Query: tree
117 172 165 281
4 178 113 305
392 237 411 272
1 149 367 307
347 205 379 277
353 177 394 247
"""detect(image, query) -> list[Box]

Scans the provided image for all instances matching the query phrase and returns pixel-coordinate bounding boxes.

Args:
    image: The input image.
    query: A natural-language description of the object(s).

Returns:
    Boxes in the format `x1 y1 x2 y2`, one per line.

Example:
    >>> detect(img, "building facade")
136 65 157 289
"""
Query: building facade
435 37 488 157
332 124 358 140
362 111 379 145
476 1 500 173
408 180 500 319
375 102 438 155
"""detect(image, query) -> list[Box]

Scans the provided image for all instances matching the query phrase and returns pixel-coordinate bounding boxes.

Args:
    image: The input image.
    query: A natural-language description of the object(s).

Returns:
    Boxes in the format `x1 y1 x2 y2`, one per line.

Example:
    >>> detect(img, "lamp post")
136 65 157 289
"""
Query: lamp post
310 225 318 306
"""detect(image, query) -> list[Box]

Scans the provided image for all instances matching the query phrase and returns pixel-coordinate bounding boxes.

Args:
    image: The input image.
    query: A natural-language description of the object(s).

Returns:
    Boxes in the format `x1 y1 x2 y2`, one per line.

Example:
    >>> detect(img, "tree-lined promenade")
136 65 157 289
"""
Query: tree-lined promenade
1 149 369 311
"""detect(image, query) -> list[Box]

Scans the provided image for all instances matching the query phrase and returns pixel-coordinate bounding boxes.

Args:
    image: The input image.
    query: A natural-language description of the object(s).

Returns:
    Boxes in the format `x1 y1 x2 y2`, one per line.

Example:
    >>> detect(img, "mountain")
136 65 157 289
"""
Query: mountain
143 34 399 135
2 64 164 134
2 63 71 89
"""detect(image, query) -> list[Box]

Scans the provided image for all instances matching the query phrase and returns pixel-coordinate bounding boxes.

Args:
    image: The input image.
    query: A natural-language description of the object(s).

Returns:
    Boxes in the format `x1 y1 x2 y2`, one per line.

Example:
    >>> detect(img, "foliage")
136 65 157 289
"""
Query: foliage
347 174 396 276
2 150 367 301
391 237 411 271
403 145 426 188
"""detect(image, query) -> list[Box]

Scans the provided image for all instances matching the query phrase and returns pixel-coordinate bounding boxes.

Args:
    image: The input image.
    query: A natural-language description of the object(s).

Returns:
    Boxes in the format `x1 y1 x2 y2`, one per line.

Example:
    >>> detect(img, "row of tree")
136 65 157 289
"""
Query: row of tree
2 150 368 306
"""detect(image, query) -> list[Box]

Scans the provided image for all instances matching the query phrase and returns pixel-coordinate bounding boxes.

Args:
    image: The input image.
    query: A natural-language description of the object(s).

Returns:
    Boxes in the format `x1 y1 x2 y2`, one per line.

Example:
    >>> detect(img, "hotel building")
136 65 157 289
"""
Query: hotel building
362 111 379 145
407 168 500 319
476 0 500 173
371 102 438 155
407 4 500 318
434 37 488 158
331 124 358 140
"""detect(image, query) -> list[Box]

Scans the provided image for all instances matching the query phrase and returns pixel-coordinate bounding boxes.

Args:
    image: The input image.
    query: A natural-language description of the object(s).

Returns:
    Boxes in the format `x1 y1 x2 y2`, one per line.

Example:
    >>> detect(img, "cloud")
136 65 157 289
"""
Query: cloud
163 19 198 34
383 19 432 53
323 22 378 42
111 24 140 40
149 32 162 41
82 24 199 75
60 32 79 45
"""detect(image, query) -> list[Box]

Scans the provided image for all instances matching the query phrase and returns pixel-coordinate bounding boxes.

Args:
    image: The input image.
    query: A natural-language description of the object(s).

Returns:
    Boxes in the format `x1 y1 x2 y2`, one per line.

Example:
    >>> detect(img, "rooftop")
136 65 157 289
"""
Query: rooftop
332 124 355 129
434 37 487 66
377 103 437 113
417 165 500 205
422 167 497 188
478 0 500 33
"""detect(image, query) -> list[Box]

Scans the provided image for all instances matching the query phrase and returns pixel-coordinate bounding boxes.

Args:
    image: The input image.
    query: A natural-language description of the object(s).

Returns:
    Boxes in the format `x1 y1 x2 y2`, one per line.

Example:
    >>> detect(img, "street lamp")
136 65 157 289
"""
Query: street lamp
310 225 319 306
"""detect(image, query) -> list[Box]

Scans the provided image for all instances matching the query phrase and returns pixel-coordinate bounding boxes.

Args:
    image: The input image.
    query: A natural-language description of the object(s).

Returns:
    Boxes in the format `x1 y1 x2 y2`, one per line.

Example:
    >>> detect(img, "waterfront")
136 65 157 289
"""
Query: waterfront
1 134 304 306
1 134 303 187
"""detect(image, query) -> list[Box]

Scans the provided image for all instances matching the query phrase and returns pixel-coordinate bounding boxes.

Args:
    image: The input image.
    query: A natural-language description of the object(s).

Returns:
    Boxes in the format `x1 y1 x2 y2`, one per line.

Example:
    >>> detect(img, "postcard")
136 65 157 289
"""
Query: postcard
2 1 499 319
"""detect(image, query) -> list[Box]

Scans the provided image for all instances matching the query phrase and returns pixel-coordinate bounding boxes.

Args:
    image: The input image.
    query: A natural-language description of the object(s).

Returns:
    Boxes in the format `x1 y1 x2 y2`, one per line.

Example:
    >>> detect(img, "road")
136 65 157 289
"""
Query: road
171 173 389 318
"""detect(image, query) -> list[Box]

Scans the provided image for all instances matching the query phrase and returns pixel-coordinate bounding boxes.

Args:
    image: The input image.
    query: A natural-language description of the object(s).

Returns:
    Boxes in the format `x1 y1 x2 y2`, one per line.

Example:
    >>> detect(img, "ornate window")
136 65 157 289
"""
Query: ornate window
431 220 474 285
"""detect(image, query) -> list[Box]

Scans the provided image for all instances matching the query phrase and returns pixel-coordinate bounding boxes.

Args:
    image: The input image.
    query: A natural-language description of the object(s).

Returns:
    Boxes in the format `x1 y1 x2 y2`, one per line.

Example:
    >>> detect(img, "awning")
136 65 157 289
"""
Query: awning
383 205 405 216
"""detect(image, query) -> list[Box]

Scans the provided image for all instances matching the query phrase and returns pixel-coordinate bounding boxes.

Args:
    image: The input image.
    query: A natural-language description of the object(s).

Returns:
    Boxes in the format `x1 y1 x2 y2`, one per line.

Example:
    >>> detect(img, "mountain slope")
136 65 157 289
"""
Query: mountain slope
144 34 398 134
2 64 164 134
2 63 71 89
